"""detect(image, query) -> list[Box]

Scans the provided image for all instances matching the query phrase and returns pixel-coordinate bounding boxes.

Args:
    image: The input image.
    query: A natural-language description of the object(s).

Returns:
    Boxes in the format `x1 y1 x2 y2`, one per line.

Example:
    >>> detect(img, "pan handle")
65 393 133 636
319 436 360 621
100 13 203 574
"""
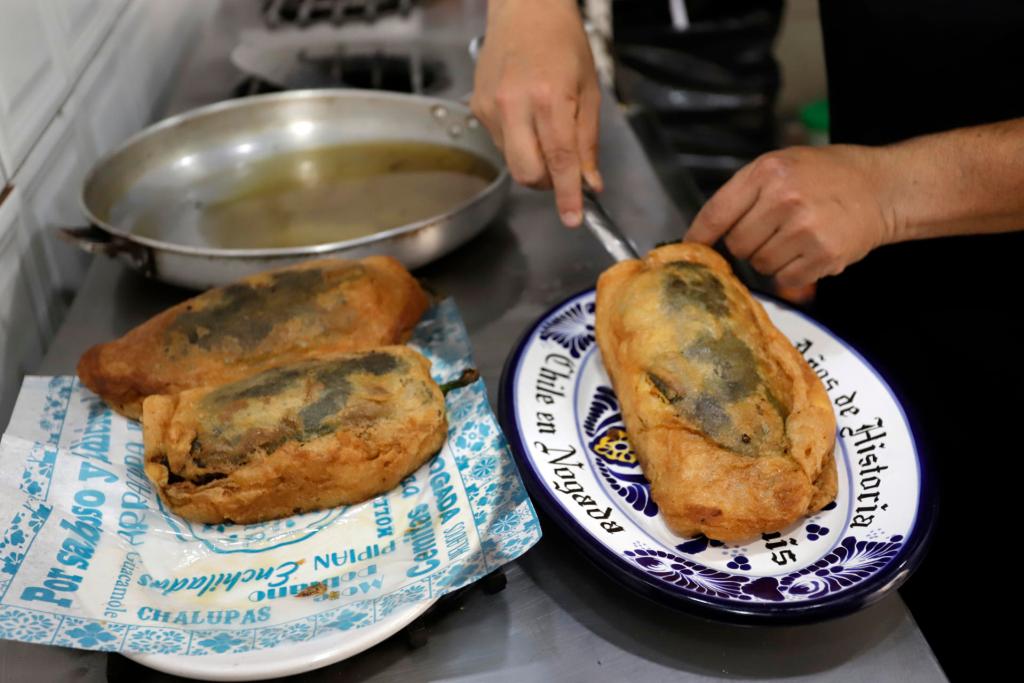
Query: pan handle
58 225 154 276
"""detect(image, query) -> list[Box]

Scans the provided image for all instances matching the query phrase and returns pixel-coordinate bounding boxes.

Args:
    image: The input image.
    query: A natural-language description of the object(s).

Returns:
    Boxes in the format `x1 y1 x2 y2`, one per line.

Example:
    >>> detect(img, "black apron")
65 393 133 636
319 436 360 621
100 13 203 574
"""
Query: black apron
814 2 1024 676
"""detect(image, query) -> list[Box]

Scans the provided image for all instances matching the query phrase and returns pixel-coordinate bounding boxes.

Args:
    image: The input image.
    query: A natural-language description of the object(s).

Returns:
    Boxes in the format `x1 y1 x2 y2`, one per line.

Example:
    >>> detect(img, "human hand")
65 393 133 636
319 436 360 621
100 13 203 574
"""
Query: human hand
470 0 603 227
685 146 897 287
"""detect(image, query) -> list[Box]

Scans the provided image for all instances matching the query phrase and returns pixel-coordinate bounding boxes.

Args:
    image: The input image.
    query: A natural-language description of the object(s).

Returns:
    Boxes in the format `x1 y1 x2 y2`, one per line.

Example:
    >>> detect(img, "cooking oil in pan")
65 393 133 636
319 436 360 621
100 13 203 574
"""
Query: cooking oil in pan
194 141 497 249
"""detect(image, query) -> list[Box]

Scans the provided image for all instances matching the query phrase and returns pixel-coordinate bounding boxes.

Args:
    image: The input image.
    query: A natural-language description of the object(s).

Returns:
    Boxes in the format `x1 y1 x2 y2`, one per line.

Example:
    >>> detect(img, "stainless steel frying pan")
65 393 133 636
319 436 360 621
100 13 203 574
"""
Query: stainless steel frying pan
64 89 510 289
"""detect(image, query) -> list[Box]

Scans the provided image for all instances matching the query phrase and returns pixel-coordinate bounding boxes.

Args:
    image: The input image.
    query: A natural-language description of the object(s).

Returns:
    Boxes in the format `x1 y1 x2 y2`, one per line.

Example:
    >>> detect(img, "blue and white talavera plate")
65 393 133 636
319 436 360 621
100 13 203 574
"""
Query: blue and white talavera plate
499 289 935 624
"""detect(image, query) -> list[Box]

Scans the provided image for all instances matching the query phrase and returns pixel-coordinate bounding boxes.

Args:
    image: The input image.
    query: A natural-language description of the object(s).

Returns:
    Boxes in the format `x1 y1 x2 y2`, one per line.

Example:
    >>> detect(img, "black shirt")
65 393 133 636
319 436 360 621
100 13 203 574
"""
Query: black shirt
821 0 1024 146
813 3 1022 676
815 0 1024 314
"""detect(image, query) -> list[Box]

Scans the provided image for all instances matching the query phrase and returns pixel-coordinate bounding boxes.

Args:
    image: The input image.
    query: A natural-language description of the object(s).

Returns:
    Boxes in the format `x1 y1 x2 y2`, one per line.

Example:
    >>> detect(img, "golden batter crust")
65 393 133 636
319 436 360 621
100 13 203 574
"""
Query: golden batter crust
595 243 837 542
77 256 429 419
142 346 447 524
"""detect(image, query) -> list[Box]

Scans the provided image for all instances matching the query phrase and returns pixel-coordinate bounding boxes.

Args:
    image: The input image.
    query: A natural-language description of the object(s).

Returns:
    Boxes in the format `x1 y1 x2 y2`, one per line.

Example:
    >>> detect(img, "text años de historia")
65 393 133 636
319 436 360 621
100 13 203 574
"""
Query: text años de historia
759 340 896 566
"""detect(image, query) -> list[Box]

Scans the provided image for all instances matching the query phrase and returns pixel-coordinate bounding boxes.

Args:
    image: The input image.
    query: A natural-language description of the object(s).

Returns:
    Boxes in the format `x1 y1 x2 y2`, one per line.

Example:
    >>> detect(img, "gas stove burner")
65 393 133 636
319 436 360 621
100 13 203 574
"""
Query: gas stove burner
232 50 447 96
300 48 444 92
263 0 414 28
233 76 285 98
235 41 452 94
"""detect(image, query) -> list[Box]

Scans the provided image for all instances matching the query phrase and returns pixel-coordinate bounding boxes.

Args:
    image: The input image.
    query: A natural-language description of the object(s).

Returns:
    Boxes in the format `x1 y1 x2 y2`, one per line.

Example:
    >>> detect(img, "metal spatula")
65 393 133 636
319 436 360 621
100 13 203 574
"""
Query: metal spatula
581 186 640 262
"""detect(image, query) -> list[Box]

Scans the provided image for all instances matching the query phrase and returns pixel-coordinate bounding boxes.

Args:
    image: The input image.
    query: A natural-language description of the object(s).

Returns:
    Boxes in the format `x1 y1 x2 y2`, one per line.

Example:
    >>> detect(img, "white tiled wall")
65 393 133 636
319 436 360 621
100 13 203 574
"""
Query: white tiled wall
0 1 70 174
49 0 127 83
0 188 45 426
15 104 95 338
0 0 212 428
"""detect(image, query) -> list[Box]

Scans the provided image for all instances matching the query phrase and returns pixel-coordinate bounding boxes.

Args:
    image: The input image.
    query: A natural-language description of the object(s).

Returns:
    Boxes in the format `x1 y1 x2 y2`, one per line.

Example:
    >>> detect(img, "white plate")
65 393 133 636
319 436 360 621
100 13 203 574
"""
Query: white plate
499 289 935 624
126 599 435 681
0 300 540 677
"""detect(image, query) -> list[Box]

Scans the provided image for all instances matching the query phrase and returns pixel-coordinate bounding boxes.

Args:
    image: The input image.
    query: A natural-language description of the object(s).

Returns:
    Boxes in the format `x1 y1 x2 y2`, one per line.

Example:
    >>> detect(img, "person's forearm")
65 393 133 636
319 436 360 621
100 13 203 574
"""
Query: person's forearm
475 0 600 226
486 0 576 25
879 118 1024 243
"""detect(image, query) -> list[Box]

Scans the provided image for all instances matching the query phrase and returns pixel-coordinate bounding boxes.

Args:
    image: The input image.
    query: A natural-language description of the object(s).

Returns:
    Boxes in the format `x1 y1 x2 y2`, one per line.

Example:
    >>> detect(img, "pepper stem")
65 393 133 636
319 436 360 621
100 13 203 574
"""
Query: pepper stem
440 368 480 394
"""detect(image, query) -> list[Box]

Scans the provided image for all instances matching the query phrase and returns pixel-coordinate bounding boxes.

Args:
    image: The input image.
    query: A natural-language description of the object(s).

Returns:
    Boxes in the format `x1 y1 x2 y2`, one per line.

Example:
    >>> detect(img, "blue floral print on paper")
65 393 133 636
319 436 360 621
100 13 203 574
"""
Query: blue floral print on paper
19 443 56 499
0 499 52 591
471 455 499 479
434 557 488 591
125 627 188 655
37 376 74 447
56 618 128 651
0 299 541 658
490 511 521 535
377 583 429 619
191 630 252 655
0 606 60 644
317 603 373 633
255 619 315 650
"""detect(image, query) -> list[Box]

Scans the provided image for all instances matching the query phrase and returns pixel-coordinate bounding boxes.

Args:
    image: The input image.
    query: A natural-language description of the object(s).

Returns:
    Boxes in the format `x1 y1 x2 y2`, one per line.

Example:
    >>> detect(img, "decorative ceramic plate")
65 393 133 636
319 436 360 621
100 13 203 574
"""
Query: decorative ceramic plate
126 600 434 681
499 289 934 624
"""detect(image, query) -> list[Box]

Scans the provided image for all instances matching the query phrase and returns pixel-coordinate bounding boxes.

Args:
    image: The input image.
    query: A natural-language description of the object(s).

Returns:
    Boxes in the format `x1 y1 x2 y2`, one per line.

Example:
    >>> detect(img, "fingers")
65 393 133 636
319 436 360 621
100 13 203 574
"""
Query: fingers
577 84 603 192
748 232 801 277
684 162 760 244
687 150 832 288
680 147 870 287
721 203 780 262
748 227 832 287
497 94 552 190
775 282 817 305
469 91 503 150
475 82 601 229
744 213 821 278
774 255 821 289
473 71 601 228
535 88 584 226
746 208 848 284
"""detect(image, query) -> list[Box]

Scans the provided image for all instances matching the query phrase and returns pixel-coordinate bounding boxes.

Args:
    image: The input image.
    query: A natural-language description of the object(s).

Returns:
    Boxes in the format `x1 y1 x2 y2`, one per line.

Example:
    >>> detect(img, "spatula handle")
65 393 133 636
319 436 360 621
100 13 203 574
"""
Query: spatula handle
581 187 640 262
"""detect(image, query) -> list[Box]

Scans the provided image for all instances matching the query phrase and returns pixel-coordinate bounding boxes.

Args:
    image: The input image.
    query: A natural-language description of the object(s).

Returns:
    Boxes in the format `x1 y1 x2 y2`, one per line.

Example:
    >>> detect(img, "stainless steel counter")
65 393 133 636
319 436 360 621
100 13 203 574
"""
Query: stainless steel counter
0 1 945 680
